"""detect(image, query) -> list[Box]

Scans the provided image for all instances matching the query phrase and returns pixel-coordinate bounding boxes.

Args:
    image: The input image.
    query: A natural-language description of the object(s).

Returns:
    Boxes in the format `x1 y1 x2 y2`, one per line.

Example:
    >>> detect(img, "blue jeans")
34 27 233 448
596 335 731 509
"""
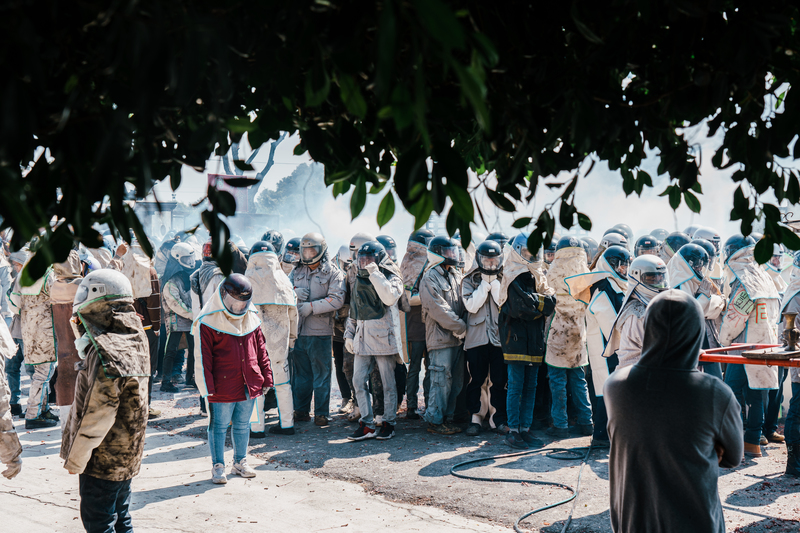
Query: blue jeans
764 367 788 434
724 363 767 445
423 347 464 425
506 364 538 430
785 382 800 445
549 366 593 429
208 398 255 466
292 335 332 417
79 474 133 533
6 339 32 406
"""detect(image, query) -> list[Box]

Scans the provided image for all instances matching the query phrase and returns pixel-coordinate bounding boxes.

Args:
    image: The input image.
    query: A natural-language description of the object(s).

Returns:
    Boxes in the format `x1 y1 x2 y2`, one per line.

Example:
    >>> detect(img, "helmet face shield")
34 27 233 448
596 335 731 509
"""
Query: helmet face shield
357 254 379 271
438 245 459 261
478 254 503 272
222 292 251 316
178 253 195 268
770 254 783 269
641 271 668 290
283 250 300 264
301 245 322 263
220 275 253 316
544 250 555 263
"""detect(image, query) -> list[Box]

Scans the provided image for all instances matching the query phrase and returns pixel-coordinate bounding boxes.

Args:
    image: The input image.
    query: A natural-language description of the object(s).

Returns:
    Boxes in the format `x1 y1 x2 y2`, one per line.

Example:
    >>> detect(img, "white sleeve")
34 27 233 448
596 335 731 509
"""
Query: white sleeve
490 279 502 305
369 271 403 307
463 280 490 314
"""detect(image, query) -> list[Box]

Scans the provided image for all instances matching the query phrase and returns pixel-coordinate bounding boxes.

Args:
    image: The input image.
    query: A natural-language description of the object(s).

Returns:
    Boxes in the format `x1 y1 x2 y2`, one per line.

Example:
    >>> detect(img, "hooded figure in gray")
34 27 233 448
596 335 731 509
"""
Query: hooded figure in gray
604 289 742 533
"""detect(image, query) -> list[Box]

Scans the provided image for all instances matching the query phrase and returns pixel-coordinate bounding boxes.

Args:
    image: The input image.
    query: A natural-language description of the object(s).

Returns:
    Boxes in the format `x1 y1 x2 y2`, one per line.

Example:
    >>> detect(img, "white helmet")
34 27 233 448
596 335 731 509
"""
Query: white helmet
628 255 669 303
336 245 352 271
600 232 629 251
692 227 721 254
349 232 375 261
170 242 196 268
73 270 132 314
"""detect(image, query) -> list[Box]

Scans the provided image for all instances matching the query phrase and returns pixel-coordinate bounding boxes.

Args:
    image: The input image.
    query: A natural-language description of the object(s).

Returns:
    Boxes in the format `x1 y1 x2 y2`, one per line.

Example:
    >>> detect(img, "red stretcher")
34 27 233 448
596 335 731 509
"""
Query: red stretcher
699 344 800 367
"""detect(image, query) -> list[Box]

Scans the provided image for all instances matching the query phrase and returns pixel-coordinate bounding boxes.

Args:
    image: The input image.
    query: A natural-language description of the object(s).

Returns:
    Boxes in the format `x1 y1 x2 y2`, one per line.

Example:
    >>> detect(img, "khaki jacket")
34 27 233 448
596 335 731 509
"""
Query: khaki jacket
420 265 465 351
292 260 346 337
462 269 500 350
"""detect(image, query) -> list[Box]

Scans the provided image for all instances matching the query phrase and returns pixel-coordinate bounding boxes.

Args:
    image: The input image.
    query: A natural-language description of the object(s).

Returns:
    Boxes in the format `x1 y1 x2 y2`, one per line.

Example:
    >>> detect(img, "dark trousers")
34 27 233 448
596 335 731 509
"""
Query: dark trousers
725 363 767 445
161 331 194 384
332 340 352 402
785 382 800 445
586 354 618 441
394 362 407 405
405 340 430 411
764 366 788 434
533 363 552 426
79 474 133 533
465 343 507 425
145 329 158 404
155 322 167 377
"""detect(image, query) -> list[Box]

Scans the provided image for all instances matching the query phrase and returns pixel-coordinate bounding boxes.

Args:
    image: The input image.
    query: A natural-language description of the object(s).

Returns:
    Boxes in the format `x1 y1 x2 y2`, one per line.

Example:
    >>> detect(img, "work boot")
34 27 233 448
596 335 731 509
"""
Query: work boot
505 431 529 450
185 379 198 390
10 404 22 417
25 417 58 429
314 415 329 427
148 407 161 419
264 388 278 411
744 442 763 457
338 398 354 414
405 409 421 420
160 381 180 393
42 408 59 421
269 425 296 435
570 424 593 436
294 411 311 422
760 435 768 446
786 443 799 477
427 423 459 435
249 430 266 439
493 423 511 435
520 430 544 449
465 423 482 436
765 431 785 443
546 426 570 439
591 438 611 449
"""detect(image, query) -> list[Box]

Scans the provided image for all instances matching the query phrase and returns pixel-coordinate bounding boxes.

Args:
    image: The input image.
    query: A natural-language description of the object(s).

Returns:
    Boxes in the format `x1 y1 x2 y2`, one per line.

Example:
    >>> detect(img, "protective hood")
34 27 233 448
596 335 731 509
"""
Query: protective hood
637 289 704 370
53 250 82 280
780 266 800 313
245 251 297 306
118 245 153 298
196 260 223 293
162 254 194 292
565 255 626 305
498 247 551 307
766 265 788 293
16 266 51 296
726 246 780 301
463 242 476 272
401 241 428 288
74 295 150 378
192 283 262 337
657 245 674 264
51 250 83 305
667 252 701 294
709 258 725 281
546 247 589 295
425 249 446 272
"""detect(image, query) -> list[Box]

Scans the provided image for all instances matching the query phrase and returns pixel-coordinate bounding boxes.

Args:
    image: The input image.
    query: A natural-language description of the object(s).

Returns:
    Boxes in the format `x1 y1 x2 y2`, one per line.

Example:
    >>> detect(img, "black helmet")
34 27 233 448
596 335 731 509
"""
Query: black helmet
219 274 253 316
603 246 632 280
356 241 387 277
556 235 584 251
409 228 435 246
678 243 710 277
663 232 692 256
476 240 503 275
634 235 660 257
582 237 599 262
283 237 302 265
691 239 716 265
511 233 542 263
376 235 397 262
428 236 461 267
249 241 276 256
486 232 510 249
724 234 756 260
544 238 558 264
261 230 284 254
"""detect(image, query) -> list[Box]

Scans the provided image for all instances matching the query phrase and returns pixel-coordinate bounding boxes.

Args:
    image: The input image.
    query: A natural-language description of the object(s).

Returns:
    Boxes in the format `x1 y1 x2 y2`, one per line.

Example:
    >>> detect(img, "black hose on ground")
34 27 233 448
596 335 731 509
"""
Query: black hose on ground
449 444 595 533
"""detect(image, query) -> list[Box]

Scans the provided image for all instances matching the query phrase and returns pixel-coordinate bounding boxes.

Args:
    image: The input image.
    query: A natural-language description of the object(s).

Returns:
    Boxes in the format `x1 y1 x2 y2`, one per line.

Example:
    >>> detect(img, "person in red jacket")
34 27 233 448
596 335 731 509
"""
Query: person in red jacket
192 274 273 484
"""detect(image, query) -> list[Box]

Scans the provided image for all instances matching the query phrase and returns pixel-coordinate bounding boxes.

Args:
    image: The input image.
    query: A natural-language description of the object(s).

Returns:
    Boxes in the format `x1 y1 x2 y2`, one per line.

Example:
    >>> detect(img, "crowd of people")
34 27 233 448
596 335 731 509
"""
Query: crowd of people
0 220 799 532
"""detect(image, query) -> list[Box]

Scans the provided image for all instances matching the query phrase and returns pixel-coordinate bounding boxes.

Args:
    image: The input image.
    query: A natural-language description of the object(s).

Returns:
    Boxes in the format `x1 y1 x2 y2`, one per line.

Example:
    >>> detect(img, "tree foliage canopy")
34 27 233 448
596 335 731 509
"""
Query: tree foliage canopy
3 0 800 280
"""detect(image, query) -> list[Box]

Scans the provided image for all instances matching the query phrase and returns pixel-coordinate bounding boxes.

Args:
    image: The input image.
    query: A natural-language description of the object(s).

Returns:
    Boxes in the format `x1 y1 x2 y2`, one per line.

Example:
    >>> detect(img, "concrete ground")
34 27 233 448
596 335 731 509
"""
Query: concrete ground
2 378 799 532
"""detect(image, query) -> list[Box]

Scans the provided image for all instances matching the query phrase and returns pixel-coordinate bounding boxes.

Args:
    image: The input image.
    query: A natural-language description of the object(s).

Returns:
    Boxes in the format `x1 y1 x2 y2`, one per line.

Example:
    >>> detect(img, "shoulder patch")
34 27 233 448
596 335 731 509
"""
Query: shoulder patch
731 289 754 315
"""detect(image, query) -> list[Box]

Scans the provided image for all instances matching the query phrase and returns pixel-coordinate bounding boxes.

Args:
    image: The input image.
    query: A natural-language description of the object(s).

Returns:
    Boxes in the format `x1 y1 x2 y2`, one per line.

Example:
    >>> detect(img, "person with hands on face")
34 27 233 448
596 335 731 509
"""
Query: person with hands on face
192 274 272 484
290 233 345 427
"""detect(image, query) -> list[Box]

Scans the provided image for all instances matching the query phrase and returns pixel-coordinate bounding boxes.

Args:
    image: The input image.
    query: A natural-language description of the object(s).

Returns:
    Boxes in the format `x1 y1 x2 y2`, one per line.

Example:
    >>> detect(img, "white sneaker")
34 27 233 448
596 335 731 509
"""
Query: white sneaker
347 406 361 422
375 415 383 427
212 463 227 484
231 458 257 478
339 399 355 414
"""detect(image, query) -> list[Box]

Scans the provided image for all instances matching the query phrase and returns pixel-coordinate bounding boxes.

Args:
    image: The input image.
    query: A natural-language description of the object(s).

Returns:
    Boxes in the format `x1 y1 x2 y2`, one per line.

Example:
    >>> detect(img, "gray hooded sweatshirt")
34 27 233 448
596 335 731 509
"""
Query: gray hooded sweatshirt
604 289 743 533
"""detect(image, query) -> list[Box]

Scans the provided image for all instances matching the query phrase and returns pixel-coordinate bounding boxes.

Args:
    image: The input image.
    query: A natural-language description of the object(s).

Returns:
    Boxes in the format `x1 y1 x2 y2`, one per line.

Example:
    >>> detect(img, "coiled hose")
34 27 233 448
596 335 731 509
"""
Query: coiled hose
449 444 596 533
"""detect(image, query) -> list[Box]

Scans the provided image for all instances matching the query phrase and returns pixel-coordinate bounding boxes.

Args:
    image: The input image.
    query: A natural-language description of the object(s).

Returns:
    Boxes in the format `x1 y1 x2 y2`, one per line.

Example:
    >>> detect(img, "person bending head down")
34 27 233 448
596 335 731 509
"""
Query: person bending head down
604 289 743 533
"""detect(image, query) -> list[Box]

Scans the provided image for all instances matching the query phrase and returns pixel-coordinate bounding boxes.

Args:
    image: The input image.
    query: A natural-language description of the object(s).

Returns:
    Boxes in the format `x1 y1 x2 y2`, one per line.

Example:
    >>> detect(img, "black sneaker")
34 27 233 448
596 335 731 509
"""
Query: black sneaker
269 425 295 435
546 426 570 438
405 409 421 420
570 424 594 436
520 430 543 448
376 423 395 440
25 417 58 429
250 430 266 439
505 431 529 449
10 404 22 417
590 438 610 449
160 381 180 393
294 411 311 422
465 422 482 436
42 408 59 421
347 421 377 441
185 380 198 390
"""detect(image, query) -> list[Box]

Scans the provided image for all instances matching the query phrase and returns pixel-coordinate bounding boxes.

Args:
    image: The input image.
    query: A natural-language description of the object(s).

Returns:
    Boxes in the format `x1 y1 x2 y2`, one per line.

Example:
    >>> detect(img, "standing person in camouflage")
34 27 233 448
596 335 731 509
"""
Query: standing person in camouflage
0 317 22 480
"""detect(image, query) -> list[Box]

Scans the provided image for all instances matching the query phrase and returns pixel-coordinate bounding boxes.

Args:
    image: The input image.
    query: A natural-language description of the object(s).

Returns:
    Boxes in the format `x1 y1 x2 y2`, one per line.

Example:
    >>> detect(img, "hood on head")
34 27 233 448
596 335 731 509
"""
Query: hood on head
638 289 704 370
53 250 82 279
425 250 446 272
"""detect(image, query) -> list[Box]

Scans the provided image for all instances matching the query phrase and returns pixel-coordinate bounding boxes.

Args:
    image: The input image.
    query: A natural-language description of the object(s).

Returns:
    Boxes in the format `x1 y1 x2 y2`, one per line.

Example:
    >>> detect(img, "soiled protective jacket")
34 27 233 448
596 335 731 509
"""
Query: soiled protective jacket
668 253 726 350
400 241 429 342
190 260 224 317
162 258 194 333
0 320 22 469
545 246 589 368
292 259 346 337
0 255 13 319
420 261 465 351
781 269 800 385
10 266 57 365
605 290 743 533
344 257 404 357
719 247 780 390
462 263 501 350
61 296 150 481
51 254 83 406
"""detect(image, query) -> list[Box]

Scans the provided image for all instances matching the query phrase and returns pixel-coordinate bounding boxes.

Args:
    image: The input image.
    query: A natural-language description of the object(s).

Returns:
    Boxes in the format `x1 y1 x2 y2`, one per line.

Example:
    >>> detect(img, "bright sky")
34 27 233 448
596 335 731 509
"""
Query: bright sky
148 126 789 252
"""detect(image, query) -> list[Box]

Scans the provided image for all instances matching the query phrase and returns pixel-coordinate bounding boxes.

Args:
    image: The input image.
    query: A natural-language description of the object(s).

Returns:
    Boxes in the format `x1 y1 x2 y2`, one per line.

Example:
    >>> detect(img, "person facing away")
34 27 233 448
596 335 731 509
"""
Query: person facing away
604 289 743 533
